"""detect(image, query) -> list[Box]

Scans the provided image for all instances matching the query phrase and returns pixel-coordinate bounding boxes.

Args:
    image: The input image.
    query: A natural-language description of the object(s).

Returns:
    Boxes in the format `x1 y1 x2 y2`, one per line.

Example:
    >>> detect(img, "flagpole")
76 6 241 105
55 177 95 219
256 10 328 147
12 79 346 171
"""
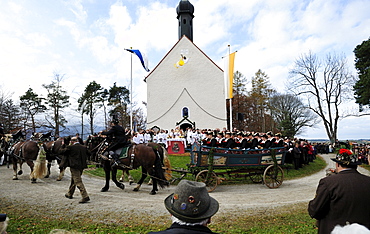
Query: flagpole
228 45 233 131
130 47 133 131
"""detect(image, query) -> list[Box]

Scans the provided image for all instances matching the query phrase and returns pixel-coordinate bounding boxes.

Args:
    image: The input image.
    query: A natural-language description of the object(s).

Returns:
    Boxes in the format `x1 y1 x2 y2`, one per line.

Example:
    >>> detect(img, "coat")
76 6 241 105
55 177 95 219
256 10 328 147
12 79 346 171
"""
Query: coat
59 143 90 171
308 169 370 234
148 223 218 234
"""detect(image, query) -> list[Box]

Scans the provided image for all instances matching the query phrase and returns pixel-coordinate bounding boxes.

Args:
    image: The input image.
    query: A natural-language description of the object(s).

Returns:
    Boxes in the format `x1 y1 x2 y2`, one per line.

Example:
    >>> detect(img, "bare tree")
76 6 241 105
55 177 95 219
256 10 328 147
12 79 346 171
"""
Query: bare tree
289 51 354 142
42 73 70 138
269 93 318 138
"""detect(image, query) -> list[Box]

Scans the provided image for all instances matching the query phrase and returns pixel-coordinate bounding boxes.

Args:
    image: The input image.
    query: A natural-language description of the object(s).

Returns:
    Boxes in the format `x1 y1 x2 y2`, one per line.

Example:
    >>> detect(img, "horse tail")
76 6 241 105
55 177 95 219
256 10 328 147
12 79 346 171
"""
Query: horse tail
31 144 47 179
160 145 172 181
153 147 169 188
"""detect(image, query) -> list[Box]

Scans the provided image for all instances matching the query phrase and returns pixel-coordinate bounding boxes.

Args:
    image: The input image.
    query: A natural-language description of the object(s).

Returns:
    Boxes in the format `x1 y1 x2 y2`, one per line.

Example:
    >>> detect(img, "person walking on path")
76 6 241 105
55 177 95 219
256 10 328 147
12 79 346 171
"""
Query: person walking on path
308 148 370 234
60 136 91 203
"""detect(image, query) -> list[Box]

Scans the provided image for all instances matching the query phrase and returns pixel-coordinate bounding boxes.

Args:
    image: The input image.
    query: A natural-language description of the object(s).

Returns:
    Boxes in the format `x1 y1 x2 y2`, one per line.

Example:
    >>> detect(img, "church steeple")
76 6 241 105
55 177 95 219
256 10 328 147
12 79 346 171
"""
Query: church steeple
176 0 194 41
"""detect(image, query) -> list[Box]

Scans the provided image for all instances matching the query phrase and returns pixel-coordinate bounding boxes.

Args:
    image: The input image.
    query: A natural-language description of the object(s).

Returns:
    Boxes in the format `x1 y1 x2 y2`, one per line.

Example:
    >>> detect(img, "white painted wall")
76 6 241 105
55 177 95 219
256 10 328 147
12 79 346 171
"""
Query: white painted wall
146 36 227 130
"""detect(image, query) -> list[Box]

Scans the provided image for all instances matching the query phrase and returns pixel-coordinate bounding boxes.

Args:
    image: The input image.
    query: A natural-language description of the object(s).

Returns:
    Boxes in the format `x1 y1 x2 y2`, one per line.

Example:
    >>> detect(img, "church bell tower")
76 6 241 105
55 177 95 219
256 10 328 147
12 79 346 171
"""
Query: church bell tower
176 0 194 41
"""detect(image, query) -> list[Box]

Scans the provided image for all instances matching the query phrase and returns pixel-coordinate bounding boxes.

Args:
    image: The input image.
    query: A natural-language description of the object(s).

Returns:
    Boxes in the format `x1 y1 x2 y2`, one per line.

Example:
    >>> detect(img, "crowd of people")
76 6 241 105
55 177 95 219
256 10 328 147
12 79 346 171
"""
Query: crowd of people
126 127 324 170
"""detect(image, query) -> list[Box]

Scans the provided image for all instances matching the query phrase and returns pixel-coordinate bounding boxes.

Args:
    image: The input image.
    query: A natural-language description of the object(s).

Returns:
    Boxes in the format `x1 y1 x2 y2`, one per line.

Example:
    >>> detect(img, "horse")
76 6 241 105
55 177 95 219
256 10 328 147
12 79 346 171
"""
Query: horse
10 140 47 182
96 140 169 195
43 136 71 181
86 135 135 184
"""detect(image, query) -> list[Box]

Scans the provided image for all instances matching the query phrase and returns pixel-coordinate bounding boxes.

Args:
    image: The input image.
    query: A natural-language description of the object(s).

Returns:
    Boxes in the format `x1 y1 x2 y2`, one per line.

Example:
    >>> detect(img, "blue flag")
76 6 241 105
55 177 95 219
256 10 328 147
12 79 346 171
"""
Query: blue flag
125 49 150 72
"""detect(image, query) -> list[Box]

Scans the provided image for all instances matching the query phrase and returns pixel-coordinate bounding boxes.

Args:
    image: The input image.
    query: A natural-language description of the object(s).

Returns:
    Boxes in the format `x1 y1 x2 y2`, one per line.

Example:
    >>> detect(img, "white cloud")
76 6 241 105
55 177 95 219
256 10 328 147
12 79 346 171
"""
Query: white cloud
0 0 369 138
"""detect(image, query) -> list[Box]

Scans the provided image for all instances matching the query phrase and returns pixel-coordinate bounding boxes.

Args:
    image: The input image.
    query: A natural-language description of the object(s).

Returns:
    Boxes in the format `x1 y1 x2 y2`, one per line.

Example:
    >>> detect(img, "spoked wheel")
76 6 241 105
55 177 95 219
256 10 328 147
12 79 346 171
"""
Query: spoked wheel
263 165 284 189
195 170 218 192
249 172 263 183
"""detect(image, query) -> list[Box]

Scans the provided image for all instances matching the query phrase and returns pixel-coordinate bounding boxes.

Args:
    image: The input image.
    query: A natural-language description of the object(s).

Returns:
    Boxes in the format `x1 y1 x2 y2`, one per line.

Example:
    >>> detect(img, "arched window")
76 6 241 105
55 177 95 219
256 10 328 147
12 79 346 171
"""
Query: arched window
182 107 189 118
183 19 187 24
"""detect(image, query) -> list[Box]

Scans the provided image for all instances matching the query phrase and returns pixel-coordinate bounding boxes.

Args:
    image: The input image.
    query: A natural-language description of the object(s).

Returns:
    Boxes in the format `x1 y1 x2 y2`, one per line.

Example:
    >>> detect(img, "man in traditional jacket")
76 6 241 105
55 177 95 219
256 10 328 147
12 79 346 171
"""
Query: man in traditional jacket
60 137 91 203
308 149 370 234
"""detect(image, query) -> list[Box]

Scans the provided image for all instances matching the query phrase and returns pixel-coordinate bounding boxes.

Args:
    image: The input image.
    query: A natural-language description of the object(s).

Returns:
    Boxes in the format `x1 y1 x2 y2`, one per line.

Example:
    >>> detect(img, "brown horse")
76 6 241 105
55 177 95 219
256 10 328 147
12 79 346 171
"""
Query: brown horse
97 140 169 195
10 140 46 182
43 136 71 181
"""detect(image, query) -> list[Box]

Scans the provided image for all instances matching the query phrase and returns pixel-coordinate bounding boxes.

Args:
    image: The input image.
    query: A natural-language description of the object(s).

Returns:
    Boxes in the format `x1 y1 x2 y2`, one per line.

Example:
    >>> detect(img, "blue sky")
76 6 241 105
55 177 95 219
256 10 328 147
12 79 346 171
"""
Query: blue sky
0 0 369 140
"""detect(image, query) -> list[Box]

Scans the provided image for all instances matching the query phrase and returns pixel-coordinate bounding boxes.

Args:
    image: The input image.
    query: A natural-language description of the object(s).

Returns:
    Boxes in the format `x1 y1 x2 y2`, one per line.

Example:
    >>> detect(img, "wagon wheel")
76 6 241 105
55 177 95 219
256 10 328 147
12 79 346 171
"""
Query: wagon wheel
195 170 218 192
263 165 284 189
249 172 263 183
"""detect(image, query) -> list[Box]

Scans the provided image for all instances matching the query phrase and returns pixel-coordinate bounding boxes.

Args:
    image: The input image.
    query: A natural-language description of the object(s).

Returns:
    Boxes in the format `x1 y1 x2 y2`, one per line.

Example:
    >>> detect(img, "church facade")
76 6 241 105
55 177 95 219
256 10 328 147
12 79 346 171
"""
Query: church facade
145 0 227 131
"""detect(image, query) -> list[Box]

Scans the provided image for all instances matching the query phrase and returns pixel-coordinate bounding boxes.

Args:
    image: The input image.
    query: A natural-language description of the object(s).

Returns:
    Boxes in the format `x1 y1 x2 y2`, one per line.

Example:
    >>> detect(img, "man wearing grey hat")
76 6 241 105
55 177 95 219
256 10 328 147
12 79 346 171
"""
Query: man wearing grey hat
148 180 219 234
308 149 370 234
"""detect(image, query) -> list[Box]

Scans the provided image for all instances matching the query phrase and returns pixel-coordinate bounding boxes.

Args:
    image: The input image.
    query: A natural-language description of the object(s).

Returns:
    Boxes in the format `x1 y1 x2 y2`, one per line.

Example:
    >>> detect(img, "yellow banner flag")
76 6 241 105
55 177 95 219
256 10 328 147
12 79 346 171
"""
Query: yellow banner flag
224 52 236 99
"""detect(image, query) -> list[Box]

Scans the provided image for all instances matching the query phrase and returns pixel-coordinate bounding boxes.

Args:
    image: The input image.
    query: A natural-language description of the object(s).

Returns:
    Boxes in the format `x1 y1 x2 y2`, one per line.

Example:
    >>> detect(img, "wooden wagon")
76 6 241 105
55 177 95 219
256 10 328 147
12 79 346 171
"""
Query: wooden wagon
180 144 287 192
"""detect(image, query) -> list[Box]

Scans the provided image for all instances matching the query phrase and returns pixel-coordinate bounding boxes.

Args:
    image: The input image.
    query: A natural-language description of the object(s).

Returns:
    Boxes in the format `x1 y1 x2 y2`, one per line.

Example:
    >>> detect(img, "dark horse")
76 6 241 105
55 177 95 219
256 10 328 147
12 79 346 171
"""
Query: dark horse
43 136 71 181
10 140 46 182
86 135 134 183
97 140 169 195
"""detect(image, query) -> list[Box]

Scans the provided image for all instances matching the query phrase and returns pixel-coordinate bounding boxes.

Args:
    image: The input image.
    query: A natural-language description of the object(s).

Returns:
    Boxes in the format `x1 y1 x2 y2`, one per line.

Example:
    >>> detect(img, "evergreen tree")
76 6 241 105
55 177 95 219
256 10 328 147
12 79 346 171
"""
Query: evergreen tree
249 69 276 132
19 88 47 133
353 37 370 111
78 81 103 135
108 82 130 128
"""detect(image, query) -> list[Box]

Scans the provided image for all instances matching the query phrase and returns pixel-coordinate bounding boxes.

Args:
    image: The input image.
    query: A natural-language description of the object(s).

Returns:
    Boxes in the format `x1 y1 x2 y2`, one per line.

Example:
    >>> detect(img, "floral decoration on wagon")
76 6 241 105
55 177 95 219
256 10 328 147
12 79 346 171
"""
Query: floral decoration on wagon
331 148 362 166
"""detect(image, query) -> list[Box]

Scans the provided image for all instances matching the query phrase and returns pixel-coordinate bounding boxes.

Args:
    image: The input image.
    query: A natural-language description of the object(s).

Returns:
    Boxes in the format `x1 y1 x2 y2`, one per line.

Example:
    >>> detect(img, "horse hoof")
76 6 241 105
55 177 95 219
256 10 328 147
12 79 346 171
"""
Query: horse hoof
118 184 125 190
133 188 139 192
150 191 157 195
129 181 134 185
101 187 109 192
31 179 37 183
18 170 23 175
56 178 62 181
12 177 18 180
44 175 50 178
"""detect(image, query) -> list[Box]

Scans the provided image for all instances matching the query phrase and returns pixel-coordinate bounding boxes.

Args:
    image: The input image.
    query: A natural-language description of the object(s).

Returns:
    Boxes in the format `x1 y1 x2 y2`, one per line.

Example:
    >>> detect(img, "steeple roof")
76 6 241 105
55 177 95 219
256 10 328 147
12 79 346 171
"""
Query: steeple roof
176 0 194 18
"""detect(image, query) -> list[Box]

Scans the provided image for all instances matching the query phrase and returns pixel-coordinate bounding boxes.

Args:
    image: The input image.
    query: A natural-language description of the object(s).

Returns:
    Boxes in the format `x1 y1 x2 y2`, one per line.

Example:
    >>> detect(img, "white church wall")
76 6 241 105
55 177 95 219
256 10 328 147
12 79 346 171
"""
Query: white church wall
146 37 227 130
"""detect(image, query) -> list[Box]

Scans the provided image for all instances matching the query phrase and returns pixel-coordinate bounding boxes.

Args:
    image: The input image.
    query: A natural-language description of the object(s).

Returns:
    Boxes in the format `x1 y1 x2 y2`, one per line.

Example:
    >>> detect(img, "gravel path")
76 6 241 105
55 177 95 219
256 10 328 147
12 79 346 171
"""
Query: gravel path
1 153 369 222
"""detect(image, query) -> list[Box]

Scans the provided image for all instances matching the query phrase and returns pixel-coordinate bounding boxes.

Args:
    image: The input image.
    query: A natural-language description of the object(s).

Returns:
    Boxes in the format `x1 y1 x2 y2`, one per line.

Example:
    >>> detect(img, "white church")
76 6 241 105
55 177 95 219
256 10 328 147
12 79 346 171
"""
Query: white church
145 0 227 131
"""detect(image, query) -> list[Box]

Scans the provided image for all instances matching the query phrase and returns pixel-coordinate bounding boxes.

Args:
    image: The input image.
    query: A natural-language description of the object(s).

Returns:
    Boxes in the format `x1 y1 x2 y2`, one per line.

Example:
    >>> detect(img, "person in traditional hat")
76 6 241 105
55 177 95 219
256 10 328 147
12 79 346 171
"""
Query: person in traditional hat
59 137 91 203
0 213 9 234
308 149 370 234
148 180 219 234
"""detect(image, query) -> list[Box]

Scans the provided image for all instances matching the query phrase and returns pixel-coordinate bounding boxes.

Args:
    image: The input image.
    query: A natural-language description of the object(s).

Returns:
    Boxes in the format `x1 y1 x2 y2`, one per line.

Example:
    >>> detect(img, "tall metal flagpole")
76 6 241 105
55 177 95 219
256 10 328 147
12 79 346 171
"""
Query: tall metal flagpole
228 45 233 131
130 47 133 131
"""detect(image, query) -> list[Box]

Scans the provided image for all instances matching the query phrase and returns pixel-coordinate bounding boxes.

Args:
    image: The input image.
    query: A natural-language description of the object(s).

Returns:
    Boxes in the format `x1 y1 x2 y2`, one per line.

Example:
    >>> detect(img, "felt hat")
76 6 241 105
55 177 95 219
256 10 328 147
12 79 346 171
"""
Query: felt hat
0 214 6 222
331 149 362 166
164 180 219 223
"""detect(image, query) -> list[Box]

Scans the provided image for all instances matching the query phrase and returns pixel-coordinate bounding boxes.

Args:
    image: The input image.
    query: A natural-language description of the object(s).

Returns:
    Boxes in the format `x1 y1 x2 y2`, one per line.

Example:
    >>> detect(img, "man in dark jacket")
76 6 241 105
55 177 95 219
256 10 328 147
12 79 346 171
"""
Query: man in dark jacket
308 149 370 233
148 180 219 234
60 137 91 203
